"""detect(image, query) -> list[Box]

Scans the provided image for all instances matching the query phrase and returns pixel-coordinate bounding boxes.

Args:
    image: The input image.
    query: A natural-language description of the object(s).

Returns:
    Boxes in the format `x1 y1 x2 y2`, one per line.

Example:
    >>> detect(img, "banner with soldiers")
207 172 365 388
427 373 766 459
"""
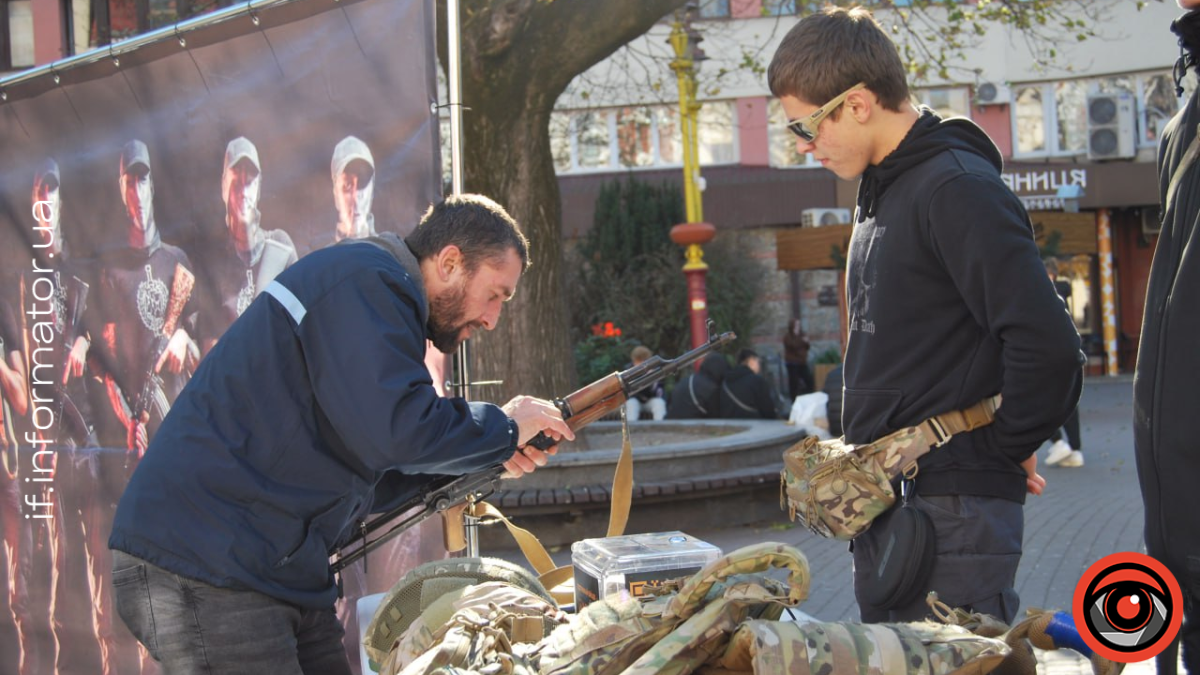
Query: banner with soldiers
0 0 440 671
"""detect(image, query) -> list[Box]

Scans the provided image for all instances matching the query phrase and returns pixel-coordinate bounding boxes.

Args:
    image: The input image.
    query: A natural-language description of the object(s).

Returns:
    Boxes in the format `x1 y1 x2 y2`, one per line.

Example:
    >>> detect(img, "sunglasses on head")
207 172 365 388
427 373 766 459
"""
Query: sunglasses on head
785 82 867 143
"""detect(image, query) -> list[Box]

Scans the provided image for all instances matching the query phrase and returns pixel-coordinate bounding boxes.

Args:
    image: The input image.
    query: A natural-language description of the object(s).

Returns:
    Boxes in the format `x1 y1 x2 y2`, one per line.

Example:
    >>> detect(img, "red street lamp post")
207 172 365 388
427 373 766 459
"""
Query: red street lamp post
670 221 716 350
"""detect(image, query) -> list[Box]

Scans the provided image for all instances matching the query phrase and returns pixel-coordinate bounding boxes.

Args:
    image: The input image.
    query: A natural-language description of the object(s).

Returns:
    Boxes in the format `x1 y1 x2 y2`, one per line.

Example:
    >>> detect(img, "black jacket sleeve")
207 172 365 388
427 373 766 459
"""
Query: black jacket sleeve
927 174 1084 461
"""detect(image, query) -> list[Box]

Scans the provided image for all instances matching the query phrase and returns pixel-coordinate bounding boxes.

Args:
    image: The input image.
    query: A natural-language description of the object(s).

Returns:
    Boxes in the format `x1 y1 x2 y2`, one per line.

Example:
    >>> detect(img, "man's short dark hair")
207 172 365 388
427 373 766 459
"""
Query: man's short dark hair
767 6 910 113
737 349 759 365
407 194 530 272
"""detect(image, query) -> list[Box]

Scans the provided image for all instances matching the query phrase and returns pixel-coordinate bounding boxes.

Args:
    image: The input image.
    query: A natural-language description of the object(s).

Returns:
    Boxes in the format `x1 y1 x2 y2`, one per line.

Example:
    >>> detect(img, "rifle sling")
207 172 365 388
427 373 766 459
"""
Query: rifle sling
472 408 637 606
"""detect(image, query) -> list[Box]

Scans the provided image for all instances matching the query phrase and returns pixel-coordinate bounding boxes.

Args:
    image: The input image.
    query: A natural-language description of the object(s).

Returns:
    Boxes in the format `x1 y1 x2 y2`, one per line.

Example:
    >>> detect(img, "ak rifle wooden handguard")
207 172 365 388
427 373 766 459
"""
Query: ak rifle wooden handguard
525 331 736 451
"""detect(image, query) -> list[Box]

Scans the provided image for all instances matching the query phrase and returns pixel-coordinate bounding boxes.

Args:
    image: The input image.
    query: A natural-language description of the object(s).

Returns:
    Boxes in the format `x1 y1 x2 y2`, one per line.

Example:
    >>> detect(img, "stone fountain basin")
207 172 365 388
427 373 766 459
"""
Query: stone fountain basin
501 419 805 491
480 419 807 548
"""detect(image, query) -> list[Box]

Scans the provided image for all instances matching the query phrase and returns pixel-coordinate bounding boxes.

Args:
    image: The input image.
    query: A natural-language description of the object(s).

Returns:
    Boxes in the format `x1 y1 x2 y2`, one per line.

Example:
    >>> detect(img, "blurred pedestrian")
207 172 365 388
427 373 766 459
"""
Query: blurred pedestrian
717 349 779 420
667 353 728 419
624 345 666 421
782 318 813 399
1134 1 1200 670
1043 259 1083 468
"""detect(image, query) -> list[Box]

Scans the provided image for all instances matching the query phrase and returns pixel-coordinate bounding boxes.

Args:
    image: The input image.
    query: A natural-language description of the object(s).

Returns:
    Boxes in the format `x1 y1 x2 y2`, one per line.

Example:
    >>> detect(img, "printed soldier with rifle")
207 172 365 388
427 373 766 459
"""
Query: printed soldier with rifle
88 140 200 675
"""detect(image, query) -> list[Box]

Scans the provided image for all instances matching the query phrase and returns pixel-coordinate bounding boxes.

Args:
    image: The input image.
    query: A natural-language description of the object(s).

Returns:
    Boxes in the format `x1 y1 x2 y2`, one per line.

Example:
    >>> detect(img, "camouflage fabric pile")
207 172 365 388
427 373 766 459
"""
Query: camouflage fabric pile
369 541 1020 675
377 581 568 675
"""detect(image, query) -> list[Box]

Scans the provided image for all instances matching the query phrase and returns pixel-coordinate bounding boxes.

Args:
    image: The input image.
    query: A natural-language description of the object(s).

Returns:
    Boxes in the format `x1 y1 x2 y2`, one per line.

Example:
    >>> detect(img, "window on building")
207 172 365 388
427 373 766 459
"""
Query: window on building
66 0 238 53
1054 80 1088 155
697 0 730 19
550 101 735 174
656 107 681 164
697 101 735 164
1012 80 1089 157
3 0 34 70
616 106 656 168
915 87 971 119
550 111 572 173
1014 85 1047 155
1015 73 1184 157
767 98 820 169
762 0 797 16
575 110 612 170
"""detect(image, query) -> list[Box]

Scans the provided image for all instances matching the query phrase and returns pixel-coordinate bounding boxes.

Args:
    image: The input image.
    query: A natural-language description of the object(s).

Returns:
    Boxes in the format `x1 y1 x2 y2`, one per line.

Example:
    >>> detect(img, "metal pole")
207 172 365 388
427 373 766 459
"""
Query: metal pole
444 0 480 555
446 0 464 197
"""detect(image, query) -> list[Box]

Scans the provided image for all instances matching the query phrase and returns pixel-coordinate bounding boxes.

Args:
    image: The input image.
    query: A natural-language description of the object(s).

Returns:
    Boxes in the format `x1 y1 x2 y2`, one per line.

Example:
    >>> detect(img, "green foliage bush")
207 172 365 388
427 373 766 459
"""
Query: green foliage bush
573 334 638 385
567 174 767 384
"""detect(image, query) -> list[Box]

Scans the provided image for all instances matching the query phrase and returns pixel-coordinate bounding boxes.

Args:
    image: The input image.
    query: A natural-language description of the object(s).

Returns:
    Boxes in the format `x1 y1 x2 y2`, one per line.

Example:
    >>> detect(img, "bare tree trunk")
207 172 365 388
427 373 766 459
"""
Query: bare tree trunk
436 0 688 400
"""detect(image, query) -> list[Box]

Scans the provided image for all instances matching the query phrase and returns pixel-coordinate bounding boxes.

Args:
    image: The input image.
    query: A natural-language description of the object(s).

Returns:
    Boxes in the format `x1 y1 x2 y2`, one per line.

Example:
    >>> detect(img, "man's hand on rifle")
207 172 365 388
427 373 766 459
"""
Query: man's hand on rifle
500 395 574 478
156 329 199 375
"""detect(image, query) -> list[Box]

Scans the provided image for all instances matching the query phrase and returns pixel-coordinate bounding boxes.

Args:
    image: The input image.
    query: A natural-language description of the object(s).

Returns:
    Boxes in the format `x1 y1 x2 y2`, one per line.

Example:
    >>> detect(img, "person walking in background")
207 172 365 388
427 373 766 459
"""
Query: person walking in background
1134 1 1200 670
667 352 728 419
782 318 812 400
717 349 779 420
624 345 666 421
767 6 1081 624
1043 258 1084 468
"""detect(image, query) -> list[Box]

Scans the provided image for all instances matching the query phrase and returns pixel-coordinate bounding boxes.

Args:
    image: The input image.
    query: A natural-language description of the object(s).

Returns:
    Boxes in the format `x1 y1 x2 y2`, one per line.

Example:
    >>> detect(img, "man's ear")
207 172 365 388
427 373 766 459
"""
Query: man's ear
436 244 463 282
846 89 873 124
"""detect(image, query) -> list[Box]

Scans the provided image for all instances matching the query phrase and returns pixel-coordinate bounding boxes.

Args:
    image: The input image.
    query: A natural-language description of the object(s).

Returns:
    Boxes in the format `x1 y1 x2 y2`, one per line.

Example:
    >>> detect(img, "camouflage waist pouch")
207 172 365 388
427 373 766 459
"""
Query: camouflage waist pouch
780 396 1000 540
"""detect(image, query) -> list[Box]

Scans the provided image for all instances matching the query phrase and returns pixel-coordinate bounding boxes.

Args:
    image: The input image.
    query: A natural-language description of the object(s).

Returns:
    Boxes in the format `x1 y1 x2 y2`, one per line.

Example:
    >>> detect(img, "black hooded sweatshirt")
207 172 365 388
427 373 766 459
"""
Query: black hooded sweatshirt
843 108 1083 503
1134 10 1200 601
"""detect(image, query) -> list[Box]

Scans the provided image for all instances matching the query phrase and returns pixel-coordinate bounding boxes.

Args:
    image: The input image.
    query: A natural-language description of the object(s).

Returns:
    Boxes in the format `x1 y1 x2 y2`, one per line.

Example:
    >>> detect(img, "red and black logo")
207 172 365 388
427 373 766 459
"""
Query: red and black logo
1073 552 1183 663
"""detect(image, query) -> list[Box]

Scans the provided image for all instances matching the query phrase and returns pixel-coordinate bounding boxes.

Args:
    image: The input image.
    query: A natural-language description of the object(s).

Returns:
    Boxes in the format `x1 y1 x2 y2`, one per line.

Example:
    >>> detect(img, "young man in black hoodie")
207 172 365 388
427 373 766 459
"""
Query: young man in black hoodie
1135 1 1200 670
768 7 1082 624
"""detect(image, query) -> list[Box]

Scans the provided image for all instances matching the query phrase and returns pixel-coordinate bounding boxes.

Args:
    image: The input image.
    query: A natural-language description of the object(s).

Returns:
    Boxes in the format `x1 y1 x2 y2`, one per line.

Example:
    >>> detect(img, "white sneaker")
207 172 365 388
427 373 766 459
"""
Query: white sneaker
1045 440 1074 466
1058 450 1085 468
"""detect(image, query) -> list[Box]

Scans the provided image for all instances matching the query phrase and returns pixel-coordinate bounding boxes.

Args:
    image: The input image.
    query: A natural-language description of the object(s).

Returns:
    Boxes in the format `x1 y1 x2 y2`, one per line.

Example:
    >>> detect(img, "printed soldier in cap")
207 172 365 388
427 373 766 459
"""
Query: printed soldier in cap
197 137 297 354
84 140 199 673
88 139 198 453
0 159 109 674
27 160 111 674
310 135 376 251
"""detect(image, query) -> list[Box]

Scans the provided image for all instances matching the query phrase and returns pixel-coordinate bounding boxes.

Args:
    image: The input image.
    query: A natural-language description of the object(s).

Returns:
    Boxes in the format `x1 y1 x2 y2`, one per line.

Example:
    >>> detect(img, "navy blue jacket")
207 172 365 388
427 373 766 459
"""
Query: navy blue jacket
109 235 517 609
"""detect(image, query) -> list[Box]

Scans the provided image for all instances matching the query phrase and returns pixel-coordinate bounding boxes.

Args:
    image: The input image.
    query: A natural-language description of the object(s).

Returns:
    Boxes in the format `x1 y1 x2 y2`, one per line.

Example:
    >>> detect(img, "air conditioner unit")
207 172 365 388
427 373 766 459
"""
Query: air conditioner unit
801 207 851 228
1142 206 1162 237
1087 93 1136 160
974 82 1011 106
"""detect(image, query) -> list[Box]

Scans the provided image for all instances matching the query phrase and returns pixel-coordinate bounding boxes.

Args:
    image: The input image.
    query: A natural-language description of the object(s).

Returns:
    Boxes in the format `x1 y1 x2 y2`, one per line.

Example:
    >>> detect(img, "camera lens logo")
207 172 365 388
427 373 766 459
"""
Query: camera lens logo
1073 552 1182 663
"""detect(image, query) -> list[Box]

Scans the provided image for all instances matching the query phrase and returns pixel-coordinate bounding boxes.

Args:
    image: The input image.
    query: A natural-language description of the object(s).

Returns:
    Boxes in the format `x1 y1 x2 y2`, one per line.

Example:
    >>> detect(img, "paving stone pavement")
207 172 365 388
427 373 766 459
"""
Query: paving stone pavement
493 375 1174 673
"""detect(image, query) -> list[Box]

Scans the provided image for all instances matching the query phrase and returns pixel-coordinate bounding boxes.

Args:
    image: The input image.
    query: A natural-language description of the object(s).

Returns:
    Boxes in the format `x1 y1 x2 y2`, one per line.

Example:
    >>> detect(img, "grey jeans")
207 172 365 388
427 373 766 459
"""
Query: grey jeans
111 550 352 675
852 493 1023 624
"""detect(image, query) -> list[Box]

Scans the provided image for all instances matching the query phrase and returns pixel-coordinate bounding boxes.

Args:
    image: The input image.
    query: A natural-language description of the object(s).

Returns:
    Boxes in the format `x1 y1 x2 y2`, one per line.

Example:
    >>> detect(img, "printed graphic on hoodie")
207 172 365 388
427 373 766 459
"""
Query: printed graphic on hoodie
847 214 884 336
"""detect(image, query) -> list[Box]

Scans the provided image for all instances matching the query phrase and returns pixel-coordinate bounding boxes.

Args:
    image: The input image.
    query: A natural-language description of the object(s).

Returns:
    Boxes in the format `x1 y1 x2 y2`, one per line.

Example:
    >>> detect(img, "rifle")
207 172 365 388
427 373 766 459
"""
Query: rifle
330 328 736 574
130 263 195 431
53 273 91 448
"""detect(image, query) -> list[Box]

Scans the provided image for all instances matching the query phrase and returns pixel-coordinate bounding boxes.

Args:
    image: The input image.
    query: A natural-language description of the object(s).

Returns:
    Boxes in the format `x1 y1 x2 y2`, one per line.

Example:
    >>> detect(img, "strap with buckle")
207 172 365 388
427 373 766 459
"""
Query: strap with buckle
921 395 1001 450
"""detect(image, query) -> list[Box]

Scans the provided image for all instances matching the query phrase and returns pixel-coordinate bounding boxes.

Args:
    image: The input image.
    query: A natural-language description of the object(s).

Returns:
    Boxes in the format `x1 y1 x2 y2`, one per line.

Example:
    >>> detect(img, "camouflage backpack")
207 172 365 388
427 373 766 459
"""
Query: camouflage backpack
781 396 1000 540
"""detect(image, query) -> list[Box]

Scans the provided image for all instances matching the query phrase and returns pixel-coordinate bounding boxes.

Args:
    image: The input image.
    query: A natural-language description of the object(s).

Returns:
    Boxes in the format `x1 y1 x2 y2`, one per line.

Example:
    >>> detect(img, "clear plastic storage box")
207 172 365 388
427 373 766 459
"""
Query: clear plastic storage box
571 531 721 609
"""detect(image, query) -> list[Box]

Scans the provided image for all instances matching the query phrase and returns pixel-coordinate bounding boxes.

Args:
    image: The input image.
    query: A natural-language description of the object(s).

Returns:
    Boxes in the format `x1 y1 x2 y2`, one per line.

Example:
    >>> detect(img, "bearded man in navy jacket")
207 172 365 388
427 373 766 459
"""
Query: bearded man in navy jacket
107 194 573 674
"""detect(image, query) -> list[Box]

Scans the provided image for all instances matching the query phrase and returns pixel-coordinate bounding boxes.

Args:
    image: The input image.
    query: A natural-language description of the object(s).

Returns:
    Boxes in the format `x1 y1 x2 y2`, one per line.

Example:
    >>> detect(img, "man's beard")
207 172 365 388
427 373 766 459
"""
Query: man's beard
428 282 473 353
